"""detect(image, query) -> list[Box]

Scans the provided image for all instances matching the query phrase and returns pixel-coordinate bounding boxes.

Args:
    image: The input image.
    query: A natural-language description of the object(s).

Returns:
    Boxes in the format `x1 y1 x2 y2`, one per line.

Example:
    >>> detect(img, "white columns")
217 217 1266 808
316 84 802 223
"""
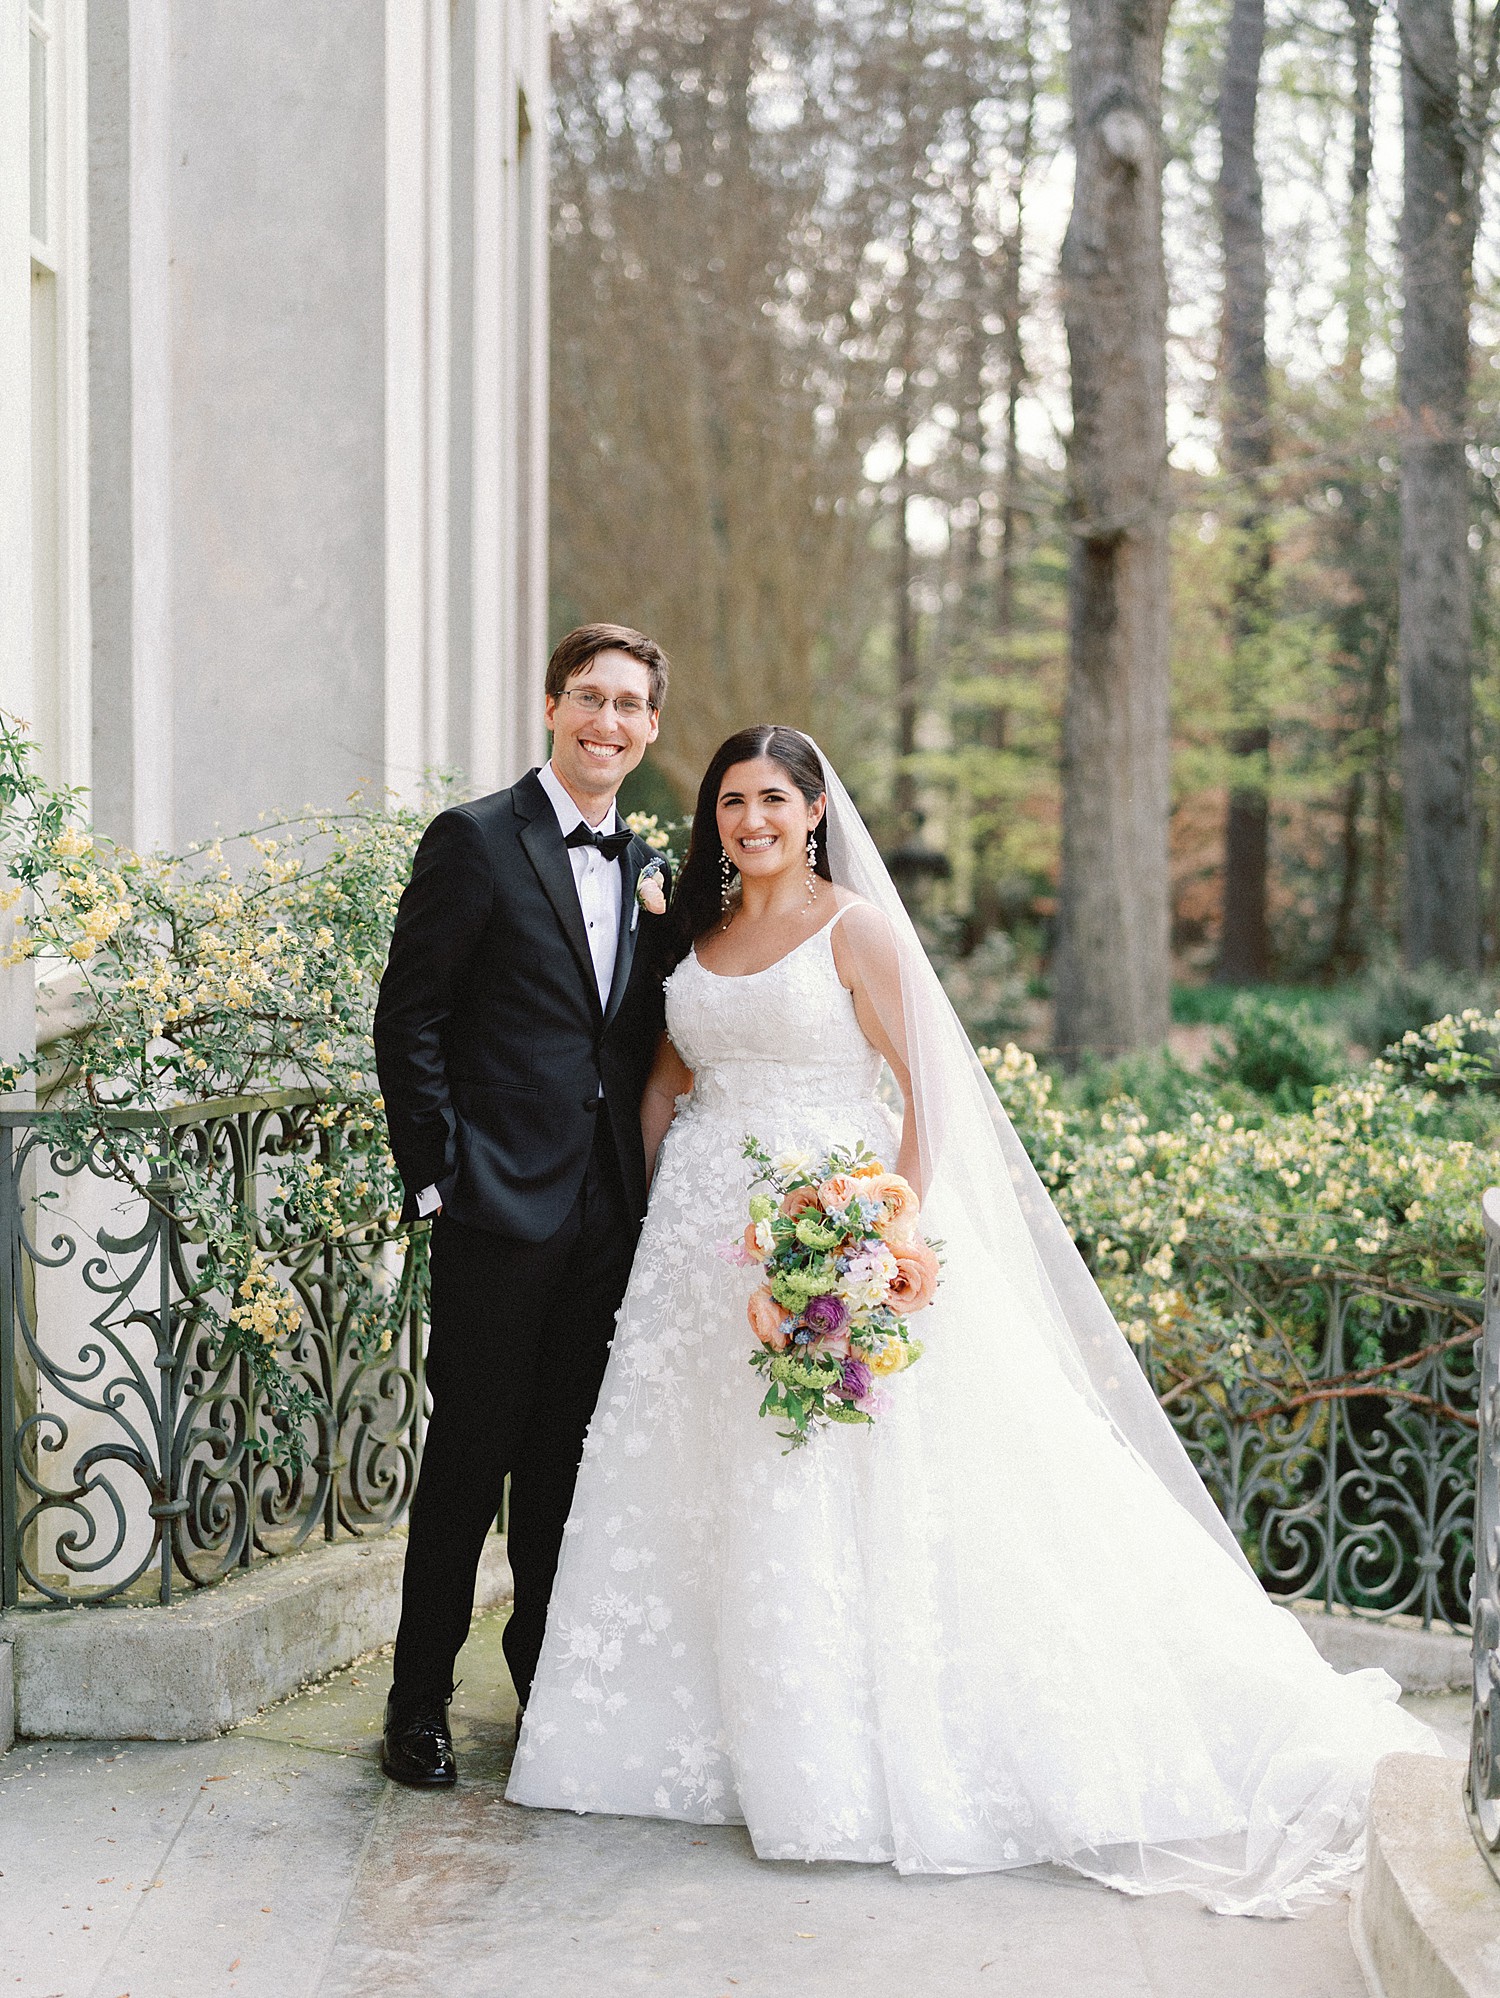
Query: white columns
127 0 171 852
469 0 509 795
0 2 34 731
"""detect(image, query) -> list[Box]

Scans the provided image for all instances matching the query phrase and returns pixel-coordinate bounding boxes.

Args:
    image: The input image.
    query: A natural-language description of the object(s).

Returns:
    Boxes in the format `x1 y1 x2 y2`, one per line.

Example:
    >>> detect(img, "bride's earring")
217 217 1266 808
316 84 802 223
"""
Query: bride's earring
804 829 818 908
720 849 735 928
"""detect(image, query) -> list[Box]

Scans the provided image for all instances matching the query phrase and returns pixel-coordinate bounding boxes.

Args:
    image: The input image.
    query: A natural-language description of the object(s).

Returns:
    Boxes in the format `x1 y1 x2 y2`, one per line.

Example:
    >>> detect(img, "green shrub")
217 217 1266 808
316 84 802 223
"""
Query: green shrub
981 1020 1495 1406
1340 956 1499 1056
1057 1046 1225 1131
1201 994 1347 1112
0 712 426 1442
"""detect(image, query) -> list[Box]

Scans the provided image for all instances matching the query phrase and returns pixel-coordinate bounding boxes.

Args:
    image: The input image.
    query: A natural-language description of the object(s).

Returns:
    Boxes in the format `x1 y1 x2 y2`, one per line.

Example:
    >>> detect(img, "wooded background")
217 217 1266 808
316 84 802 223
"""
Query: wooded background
547 0 1500 1056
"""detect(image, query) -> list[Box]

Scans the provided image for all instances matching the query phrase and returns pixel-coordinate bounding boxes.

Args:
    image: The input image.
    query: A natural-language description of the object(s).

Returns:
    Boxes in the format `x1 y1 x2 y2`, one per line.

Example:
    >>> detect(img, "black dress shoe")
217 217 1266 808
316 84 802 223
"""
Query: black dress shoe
381 1689 457 1787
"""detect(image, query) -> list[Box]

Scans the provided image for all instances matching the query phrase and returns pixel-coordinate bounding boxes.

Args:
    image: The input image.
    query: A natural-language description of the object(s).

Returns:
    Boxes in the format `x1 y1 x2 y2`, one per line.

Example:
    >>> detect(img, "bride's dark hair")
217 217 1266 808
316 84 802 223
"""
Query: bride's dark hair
663 725 831 969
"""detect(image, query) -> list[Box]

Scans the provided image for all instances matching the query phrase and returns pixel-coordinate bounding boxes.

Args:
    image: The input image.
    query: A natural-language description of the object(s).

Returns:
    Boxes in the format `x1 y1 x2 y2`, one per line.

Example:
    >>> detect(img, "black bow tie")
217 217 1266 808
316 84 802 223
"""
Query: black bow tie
564 822 633 862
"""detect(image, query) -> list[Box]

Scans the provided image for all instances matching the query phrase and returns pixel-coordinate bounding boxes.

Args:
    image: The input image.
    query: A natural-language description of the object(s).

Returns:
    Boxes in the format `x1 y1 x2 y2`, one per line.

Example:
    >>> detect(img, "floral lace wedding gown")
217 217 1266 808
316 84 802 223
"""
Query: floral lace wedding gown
507 916 1439 1916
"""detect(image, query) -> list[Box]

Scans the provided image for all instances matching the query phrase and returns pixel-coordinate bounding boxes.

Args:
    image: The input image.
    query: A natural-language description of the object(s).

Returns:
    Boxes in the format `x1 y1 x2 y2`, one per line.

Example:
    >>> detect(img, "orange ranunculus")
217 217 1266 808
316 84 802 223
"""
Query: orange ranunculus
781 1183 823 1221
850 1158 886 1178
818 1173 858 1214
886 1239 940 1314
747 1287 793 1350
869 1172 921 1244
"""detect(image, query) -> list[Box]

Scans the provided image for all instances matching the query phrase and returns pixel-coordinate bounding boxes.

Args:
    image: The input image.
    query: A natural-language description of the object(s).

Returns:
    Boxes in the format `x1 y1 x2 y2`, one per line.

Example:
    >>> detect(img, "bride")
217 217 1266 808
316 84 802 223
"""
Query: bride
506 724 1440 1916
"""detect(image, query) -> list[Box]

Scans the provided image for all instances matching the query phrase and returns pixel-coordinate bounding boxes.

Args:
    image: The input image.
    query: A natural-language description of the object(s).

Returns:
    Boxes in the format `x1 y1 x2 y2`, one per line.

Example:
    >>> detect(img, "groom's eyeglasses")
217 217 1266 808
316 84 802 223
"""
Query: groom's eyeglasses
560 690 654 720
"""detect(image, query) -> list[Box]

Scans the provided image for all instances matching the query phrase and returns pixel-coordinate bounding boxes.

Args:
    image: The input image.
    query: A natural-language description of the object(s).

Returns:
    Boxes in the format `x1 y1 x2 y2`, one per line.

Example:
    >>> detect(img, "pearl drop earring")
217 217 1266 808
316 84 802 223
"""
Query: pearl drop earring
804 829 818 909
720 849 736 928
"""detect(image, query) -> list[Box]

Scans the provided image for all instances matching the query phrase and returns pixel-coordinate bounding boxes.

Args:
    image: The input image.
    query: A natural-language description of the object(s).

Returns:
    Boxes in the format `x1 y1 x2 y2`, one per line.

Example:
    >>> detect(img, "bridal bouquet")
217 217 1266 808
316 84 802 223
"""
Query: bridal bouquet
724 1137 941 1448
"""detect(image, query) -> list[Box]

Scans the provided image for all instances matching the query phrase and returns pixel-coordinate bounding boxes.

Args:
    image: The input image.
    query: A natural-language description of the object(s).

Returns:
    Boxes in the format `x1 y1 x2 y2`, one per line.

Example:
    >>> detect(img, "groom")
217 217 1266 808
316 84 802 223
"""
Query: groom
373 623 672 1786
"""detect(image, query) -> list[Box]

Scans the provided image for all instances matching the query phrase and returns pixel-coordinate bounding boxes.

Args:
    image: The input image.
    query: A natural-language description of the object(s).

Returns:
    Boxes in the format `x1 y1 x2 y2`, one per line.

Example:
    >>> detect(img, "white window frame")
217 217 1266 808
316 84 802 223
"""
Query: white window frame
28 0 90 797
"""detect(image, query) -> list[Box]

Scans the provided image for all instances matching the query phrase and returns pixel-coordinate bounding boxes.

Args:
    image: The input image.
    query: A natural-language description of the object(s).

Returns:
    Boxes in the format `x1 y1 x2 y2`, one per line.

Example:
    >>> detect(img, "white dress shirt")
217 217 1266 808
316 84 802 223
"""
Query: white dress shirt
536 759 625 1009
417 763 624 1218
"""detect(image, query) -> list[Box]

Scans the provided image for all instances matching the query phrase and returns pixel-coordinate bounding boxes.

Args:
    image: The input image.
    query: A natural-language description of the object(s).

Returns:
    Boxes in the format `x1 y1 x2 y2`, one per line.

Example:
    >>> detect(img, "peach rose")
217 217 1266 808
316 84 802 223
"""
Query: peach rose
742 1220 768 1260
869 1172 921 1245
747 1286 793 1350
818 1173 858 1214
780 1184 823 1221
886 1239 941 1314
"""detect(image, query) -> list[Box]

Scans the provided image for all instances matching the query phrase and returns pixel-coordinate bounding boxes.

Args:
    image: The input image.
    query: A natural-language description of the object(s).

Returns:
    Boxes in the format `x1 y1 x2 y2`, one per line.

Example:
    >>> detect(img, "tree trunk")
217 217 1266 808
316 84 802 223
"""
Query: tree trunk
890 9 922 835
1344 0 1376 383
1328 631 1391 968
1397 0 1479 970
893 182 920 833
1324 0 1379 975
1055 0 1173 1059
1215 0 1273 982
989 0 1036 756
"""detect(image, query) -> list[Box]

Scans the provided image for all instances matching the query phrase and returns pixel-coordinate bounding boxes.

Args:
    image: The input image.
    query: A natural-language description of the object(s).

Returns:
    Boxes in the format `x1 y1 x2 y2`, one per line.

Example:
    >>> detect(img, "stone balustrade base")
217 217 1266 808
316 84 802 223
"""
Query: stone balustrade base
1354 1754 1500 1998
1290 1603 1472 1692
0 1637 13 1755
0 1532 513 1742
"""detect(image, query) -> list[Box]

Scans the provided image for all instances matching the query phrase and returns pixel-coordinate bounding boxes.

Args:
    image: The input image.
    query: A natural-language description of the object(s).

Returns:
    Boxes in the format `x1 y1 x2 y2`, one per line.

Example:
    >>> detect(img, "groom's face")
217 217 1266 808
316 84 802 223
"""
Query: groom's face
545 650 660 809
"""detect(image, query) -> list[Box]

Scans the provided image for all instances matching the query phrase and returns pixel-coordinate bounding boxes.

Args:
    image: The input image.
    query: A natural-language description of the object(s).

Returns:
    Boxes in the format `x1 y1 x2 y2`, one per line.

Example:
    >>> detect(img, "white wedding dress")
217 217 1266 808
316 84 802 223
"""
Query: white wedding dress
507 912 1440 1916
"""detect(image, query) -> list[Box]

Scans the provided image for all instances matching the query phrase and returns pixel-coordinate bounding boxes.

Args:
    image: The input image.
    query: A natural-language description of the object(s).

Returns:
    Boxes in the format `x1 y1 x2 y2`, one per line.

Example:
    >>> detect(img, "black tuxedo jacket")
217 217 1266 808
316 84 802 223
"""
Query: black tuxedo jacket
373 770 670 1243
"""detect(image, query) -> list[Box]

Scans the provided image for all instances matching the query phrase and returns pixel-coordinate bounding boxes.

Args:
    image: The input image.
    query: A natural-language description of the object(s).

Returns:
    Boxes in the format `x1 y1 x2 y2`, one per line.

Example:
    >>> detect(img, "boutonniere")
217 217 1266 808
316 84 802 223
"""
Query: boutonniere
633 860 668 929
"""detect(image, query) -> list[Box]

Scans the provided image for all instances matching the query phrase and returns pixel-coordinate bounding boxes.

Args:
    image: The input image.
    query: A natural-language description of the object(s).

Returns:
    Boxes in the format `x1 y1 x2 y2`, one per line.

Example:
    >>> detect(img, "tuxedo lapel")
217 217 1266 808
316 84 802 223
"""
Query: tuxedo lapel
603 843 645 1030
515 774 603 1020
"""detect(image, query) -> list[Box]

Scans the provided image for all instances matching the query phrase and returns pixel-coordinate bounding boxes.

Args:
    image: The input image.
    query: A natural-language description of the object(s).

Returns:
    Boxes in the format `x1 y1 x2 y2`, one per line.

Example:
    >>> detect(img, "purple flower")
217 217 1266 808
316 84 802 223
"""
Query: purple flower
804 1292 849 1337
839 1357 872 1402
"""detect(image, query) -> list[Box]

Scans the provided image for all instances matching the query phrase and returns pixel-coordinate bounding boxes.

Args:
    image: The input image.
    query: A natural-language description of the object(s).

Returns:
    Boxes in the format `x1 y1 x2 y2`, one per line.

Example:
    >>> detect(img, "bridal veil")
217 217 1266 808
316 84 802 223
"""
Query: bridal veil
806 737 1254 1575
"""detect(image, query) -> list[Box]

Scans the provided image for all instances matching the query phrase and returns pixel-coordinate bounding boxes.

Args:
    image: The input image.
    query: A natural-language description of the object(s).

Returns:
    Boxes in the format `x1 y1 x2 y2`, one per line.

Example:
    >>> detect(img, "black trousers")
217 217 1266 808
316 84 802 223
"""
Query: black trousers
391 1118 637 1711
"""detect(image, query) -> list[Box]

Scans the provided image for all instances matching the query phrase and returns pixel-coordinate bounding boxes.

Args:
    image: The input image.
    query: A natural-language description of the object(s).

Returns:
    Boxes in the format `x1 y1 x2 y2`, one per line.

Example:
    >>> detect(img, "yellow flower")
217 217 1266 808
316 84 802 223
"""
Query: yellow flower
865 1335 908 1375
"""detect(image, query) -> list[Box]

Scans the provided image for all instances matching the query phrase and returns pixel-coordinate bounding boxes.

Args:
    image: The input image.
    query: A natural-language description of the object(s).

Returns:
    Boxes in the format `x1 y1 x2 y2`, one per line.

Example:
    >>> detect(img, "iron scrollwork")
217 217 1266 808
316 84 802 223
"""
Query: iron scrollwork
1143 1265 1478 1633
1467 1188 1500 1882
0 1093 427 1609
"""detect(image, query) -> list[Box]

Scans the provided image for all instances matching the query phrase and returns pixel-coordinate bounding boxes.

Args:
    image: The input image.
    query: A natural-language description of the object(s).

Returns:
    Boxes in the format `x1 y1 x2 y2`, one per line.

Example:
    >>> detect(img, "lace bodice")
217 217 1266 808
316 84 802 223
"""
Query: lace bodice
663 915 882 1118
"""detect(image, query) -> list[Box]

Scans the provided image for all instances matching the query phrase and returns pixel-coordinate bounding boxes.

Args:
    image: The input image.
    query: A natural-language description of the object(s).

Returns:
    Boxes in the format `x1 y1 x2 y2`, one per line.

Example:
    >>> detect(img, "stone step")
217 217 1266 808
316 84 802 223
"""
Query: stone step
1289 1603 1472 1693
0 1532 512 1742
1354 1753 1500 1998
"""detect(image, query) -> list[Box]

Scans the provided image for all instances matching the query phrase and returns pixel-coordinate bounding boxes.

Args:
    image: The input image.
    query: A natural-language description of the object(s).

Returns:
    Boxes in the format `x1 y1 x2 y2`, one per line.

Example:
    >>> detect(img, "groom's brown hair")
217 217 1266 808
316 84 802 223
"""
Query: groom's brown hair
546 623 671 712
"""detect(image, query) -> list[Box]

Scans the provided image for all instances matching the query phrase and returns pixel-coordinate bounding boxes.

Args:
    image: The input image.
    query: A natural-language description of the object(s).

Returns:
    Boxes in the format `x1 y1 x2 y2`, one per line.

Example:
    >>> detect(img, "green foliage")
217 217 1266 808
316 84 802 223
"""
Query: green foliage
1058 1046 1221 1131
1201 994 1347 1112
1340 957 1500 1058
980 1023 1494 1411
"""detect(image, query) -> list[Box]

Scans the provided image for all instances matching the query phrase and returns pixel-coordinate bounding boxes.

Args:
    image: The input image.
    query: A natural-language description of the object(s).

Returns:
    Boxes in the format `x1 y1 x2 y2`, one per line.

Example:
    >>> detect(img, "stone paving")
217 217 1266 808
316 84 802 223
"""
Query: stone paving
0 1607 1471 1998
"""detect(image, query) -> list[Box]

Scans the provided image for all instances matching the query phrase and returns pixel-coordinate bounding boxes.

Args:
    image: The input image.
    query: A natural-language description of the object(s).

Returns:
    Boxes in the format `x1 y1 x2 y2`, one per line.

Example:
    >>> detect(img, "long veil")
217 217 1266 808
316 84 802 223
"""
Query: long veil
809 737 1253 1575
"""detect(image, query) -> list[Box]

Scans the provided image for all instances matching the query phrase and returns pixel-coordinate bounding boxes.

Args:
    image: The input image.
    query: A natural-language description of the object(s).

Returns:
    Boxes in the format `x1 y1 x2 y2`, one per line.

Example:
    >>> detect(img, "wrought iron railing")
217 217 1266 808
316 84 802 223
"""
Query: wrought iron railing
0 1095 1483 1632
1467 1187 1500 1882
1142 1268 1479 1631
0 1092 428 1608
